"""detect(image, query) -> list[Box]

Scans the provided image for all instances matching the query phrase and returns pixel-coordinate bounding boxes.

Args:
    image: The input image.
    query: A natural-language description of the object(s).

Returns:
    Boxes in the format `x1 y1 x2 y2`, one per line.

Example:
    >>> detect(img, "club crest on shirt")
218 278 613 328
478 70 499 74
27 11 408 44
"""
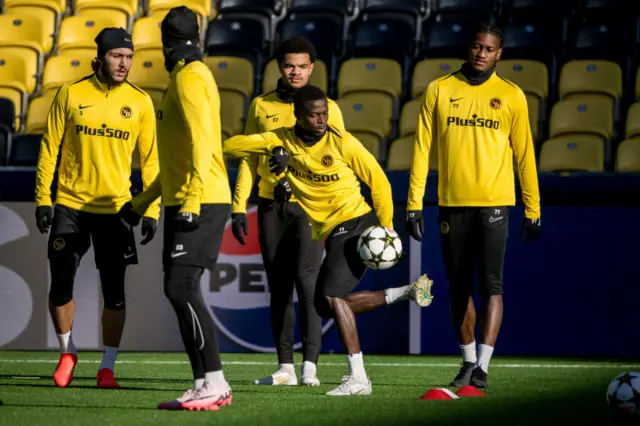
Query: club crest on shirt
120 106 133 119
321 154 334 167
489 98 502 110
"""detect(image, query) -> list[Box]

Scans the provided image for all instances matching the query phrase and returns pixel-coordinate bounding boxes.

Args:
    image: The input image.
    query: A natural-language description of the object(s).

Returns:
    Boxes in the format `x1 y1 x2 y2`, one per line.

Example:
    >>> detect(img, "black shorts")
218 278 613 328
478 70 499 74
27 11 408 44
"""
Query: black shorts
48 204 138 269
438 206 509 297
163 204 230 271
317 210 379 299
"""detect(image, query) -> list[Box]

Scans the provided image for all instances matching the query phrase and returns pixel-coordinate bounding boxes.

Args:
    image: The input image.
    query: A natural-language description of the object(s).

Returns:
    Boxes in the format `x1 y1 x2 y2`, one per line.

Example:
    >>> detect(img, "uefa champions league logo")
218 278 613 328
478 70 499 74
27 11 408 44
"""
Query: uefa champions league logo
199 206 334 352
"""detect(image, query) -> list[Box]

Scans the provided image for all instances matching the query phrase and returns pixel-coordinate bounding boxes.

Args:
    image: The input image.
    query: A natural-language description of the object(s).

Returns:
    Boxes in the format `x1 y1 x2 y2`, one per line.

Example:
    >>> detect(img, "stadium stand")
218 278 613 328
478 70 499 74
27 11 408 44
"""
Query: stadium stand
538 135 605 172
261 58 328 93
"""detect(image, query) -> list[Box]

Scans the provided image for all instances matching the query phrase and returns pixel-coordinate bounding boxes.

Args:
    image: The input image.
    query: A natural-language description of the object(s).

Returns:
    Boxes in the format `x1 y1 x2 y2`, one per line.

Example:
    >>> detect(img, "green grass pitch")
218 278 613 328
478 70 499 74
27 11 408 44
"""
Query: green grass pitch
1 351 637 426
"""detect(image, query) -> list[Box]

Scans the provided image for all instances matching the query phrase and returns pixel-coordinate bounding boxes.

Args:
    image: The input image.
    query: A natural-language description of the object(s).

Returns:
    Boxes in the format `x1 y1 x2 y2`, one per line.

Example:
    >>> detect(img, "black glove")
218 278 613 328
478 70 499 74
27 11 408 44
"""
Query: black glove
35 205 53 234
521 217 541 243
118 202 142 227
174 211 199 232
140 217 158 245
231 213 248 245
268 146 289 175
405 210 424 242
273 179 292 219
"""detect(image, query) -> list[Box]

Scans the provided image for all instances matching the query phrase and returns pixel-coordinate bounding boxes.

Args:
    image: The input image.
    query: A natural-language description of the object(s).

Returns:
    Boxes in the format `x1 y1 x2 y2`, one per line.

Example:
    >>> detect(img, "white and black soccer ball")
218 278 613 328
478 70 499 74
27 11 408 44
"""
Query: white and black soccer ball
357 226 402 270
606 372 640 418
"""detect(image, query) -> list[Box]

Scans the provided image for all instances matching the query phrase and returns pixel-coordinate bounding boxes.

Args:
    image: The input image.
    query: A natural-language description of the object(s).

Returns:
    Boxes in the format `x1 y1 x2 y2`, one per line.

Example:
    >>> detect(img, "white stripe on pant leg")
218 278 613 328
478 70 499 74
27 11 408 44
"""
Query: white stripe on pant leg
187 302 205 350
409 236 422 355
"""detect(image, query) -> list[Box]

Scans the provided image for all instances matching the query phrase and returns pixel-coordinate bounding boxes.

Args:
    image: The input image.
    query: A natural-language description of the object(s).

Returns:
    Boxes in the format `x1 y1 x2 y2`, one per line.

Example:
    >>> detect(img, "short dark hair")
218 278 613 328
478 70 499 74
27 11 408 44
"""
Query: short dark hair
274 37 317 64
472 23 504 48
294 85 326 115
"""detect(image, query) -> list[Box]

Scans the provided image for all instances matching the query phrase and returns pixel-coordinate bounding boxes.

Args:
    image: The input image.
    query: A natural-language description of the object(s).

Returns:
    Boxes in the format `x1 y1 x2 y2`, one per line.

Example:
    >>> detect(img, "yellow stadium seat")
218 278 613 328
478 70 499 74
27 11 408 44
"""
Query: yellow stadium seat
350 131 383 160
496 60 548 101
127 51 169 100
549 98 613 141
220 91 245 138
58 16 124 56
42 55 93 94
412 59 463 98
615 139 640 172
0 51 34 99
77 9 129 30
0 86 25 132
25 93 55 133
0 15 47 93
4 0 67 14
625 102 640 139
337 93 393 140
538 135 605 172
338 58 402 101
147 0 211 20
203 56 254 99
559 60 622 102
75 0 139 18
261 58 328 94
525 93 540 141
399 99 420 138
3 7 56 54
386 136 438 172
132 16 163 53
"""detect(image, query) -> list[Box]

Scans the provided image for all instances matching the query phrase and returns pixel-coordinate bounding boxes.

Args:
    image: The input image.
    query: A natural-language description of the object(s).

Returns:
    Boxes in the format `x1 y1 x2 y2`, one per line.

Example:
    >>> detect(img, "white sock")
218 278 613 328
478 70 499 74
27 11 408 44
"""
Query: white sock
57 331 76 354
98 346 119 372
384 285 411 304
204 370 228 388
460 341 477 364
347 352 367 381
301 360 317 377
194 378 205 389
477 344 494 373
277 363 295 374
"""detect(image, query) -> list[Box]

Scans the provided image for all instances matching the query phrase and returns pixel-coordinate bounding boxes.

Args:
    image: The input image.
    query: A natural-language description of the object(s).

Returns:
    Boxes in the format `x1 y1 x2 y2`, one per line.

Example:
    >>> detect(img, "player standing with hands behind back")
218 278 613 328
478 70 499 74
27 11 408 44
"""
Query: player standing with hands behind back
231 37 345 387
405 23 541 388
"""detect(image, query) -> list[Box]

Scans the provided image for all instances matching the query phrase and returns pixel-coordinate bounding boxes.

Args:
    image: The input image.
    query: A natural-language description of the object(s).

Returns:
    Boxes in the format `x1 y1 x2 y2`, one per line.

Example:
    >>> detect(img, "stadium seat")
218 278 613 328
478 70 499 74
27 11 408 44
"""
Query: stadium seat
361 0 427 16
277 16 342 68
262 58 327 93
42 56 93 94
0 87 24 132
147 0 211 20
25 94 55 133
289 0 354 16
386 135 438 171
0 52 32 103
127 51 169 101
337 93 393 154
350 16 416 64
538 135 605 172
3 0 67 14
203 56 254 99
218 0 284 17
431 0 496 21
76 8 129 30
496 60 548 101
58 16 124 56
524 93 540 141
559 60 622 104
220 90 246 138
0 125 9 165
75 0 139 19
2 8 56 54
615 139 640 172
0 98 17 133
399 99 420 138
205 18 268 72
625 102 640 139
549 99 613 142
570 23 629 65
350 131 384 160
338 58 402 102
501 22 558 79
9 133 42 166
421 16 475 59
0 15 47 93
132 17 163 53
411 58 462 98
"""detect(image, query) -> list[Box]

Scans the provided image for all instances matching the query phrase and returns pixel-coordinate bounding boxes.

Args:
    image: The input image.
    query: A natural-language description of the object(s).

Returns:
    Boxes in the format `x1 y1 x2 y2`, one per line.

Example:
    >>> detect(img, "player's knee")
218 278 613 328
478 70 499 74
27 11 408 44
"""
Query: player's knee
99 267 126 311
480 281 503 298
314 295 335 319
48 285 73 307
164 265 201 303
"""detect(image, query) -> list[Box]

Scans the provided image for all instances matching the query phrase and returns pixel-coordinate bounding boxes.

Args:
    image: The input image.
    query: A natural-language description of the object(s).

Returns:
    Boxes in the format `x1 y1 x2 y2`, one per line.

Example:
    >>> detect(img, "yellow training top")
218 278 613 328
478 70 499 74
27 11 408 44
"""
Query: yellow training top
35 74 160 219
224 126 393 240
131 60 231 216
407 69 541 218
232 90 345 213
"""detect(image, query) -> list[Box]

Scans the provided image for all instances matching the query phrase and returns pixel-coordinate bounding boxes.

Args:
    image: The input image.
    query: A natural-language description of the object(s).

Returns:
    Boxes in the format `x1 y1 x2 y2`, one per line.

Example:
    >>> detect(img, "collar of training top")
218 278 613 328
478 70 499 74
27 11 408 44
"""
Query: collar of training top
460 62 495 86
294 123 324 146
91 73 126 94
275 78 300 103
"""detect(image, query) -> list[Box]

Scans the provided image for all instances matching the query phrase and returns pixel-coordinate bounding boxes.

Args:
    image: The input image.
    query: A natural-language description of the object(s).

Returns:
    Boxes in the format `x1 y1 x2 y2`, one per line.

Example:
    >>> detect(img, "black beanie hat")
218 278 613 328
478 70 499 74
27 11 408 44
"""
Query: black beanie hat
94 27 134 57
161 6 200 48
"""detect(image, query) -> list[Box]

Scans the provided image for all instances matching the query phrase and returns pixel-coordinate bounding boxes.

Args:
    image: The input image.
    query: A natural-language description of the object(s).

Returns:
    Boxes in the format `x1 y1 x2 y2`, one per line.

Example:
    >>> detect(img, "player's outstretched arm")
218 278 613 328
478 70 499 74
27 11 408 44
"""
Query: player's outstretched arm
345 134 394 229
34 85 68 234
223 132 283 159
136 94 161 221
406 82 438 241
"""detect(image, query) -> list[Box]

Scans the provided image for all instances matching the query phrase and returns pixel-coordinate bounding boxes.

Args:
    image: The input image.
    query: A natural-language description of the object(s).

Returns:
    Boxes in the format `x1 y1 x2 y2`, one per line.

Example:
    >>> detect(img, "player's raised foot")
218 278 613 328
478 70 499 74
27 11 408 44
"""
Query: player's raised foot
96 368 120 389
450 362 476 387
470 367 488 389
157 388 199 411
253 368 298 386
300 361 320 387
408 274 434 307
53 353 78 388
326 375 372 396
180 382 233 411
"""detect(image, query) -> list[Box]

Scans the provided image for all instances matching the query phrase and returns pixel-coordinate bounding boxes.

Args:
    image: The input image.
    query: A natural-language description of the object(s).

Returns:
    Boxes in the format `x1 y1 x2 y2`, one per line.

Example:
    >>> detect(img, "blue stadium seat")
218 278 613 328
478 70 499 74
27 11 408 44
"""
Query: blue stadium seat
361 0 427 22
350 16 416 64
205 18 268 72
0 125 9 166
570 22 630 67
503 0 570 45
431 0 496 22
0 97 16 133
9 133 41 166
277 16 342 67
218 0 284 17
289 0 354 16
421 16 475 59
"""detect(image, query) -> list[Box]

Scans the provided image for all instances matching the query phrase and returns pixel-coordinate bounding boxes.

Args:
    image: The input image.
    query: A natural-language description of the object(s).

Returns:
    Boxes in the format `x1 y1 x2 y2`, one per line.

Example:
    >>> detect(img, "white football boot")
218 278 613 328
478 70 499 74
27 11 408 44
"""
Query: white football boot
408 274 434 307
326 375 372 396
253 365 298 386
300 361 320 387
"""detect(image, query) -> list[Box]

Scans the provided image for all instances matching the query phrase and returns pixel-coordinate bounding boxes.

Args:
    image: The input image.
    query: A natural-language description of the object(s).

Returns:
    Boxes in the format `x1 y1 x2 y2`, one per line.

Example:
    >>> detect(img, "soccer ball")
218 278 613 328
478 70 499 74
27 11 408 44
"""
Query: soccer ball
357 226 402 270
607 372 640 419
